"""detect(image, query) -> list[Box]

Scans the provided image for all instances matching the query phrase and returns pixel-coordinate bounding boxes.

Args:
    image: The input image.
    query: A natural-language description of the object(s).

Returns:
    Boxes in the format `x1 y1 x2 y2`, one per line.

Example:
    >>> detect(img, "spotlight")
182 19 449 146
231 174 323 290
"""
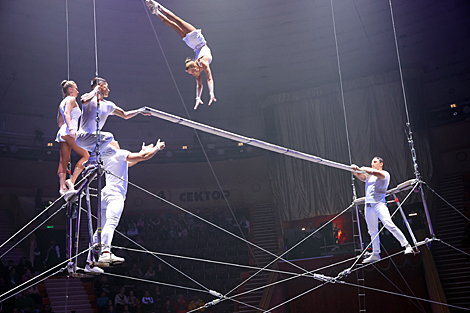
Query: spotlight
182 146 188 150
408 212 417 217
238 143 243 146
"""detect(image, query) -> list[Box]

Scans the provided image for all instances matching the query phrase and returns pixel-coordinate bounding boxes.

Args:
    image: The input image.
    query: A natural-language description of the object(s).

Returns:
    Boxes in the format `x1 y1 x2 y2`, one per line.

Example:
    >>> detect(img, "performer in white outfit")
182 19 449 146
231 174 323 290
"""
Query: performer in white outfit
85 139 166 274
146 0 216 110
352 157 413 263
77 77 149 162
56 80 90 195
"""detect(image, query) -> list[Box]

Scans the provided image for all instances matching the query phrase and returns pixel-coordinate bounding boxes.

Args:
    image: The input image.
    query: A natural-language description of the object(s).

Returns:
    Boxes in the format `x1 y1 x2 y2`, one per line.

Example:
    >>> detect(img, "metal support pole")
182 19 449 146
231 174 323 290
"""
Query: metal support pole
418 182 435 238
392 193 418 246
73 193 83 273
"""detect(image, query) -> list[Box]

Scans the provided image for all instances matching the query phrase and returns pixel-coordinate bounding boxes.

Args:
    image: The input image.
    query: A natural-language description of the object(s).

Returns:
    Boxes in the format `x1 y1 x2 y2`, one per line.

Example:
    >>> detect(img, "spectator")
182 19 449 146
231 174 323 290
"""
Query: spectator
127 290 138 313
97 291 110 313
129 264 143 278
114 287 128 313
160 299 173 313
239 216 250 237
22 268 33 282
152 285 164 311
155 264 166 283
173 294 188 313
144 266 156 280
23 284 42 304
17 257 32 276
141 291 154 313
15 292 39 313
95 276 111 297
44 240 61 270
188 294 205 312
122 305 131 313
33 246 43 273
39 304 55 313
107 305 116 313
9 267 18 285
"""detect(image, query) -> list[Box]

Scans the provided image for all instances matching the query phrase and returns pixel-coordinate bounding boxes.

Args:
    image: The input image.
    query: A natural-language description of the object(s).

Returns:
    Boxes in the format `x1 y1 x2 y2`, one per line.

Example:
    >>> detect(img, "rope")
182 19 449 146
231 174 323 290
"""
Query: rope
423 182 470 223
0 247 91 302
93 0 99 76
65 0 70 80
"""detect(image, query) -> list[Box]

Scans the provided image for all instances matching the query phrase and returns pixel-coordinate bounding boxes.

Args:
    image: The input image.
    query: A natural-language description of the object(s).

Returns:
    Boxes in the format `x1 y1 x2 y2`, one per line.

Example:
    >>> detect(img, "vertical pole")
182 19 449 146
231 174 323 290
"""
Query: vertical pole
73 193 83 272
95 96 103 261
393 193 418 245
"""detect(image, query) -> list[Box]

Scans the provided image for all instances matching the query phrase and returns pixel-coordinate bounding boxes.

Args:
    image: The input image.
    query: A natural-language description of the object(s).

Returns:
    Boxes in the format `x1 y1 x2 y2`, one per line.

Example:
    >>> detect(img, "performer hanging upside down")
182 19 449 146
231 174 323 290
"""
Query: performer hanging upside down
351 157 413 264
85 139 166 274
56 80 90 195
146 0 216 110
77 77 149 164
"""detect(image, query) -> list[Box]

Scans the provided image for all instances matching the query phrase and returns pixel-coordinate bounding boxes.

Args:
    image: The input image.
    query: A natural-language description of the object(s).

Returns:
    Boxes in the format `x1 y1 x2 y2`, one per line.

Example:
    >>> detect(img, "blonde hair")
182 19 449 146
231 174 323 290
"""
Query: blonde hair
185 58 197 71
60 80 77 97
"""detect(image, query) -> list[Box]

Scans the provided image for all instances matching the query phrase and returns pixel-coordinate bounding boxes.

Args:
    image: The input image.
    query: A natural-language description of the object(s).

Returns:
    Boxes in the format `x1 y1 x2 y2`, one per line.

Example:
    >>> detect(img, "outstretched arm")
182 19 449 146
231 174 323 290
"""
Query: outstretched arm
127 139 165 167
200 58 216 106
360 166 386 179
194 75 203 110
351 164 367 182
113 107 150 119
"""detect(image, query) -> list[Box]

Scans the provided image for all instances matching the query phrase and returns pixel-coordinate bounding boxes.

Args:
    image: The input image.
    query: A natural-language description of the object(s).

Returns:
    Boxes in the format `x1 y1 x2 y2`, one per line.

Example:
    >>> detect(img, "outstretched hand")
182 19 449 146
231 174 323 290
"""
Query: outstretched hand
208 95 217 106
194 98 204 110
156 139 165 150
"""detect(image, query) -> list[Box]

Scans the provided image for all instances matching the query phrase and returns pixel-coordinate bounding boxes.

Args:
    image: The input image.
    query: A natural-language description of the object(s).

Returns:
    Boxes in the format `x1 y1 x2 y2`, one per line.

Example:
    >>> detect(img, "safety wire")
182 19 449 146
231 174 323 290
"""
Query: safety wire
140 1 261 272
93 0 99 76
0 247 92 302
65 0 70 80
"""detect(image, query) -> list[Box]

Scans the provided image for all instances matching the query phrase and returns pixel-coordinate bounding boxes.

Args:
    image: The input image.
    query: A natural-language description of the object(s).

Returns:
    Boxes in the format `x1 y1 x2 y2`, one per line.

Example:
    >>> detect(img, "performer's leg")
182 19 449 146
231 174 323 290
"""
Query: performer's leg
160 9 196 35
101 193 125 252
376 203 409 247
365 206 380 254
58 142 72 194
62 135 90 185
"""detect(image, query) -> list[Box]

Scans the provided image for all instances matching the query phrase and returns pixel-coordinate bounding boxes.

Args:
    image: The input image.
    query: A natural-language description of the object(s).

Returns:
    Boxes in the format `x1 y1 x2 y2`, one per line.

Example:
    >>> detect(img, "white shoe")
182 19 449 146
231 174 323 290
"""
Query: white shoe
84 264 104 275
146 0 158 14
59 189 68 196
362 253 381 264
64 190 78 202
98 252 125 265
404 244 413 255
65 179 75 190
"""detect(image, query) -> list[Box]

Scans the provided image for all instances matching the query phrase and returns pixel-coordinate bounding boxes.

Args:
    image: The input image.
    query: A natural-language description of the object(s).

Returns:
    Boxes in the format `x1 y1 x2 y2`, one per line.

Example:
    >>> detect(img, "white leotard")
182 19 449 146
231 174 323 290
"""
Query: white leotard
183 29 213 65
55 97 82 143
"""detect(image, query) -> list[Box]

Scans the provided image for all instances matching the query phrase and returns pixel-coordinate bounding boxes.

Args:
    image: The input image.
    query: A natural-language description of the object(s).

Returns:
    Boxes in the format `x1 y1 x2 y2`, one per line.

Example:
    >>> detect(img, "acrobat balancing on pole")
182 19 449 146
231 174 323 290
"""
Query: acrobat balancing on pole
146 0 216 110
351 156 414 263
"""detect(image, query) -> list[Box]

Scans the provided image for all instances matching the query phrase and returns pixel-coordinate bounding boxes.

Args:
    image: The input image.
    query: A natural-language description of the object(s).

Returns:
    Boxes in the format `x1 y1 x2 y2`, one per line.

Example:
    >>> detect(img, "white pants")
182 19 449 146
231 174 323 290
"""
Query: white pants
365 202 408 253
87 189 125 262
76 131 115 159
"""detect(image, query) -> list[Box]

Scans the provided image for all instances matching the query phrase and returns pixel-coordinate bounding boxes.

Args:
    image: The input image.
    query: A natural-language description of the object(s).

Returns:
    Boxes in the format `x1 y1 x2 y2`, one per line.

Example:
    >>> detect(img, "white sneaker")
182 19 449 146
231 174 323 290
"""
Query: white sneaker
84 264 104 275
362 253 381 264
98 252 125 265
404 245 414 254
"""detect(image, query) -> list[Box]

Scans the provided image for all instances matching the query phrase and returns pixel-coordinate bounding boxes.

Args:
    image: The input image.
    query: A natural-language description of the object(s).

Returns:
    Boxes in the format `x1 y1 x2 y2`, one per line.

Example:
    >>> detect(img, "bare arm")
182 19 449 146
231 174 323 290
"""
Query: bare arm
200 57 216 106
112 107 149 120
360 166 386 179
127 140 165 167
63 96 77 137
80 86 101 105
351 164 367 182
194 74 203 110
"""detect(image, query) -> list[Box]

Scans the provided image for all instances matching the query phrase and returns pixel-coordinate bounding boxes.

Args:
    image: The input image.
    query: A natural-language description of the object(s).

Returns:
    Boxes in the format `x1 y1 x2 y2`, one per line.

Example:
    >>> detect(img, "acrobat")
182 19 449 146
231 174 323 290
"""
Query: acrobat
56 80 90 195
146 1 216 110
85 139 166 274
76 77 150 168
351 157 413 263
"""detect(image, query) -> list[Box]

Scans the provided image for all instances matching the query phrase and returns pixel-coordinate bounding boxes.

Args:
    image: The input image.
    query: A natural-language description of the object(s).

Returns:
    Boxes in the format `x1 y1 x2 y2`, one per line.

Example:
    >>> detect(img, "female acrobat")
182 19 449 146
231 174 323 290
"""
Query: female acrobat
146 1 216 110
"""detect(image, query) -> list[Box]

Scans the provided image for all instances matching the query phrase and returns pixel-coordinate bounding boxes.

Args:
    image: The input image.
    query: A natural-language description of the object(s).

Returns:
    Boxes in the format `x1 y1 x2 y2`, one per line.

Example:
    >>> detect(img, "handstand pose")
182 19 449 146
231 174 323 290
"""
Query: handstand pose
56 80 90 195
146 1 216 110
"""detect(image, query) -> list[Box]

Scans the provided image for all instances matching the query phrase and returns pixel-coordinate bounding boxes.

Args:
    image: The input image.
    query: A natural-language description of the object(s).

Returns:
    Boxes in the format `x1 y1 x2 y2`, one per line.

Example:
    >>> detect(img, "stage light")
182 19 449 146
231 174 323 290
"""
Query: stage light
450 104 456 108
301 227 306 231
408 212 417 217
238 143 243 146
47 143 53 147
182 146 187 150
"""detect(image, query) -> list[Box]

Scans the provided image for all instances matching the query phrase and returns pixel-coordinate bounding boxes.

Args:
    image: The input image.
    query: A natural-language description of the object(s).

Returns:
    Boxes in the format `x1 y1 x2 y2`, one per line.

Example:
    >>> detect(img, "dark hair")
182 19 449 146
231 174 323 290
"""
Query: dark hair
60 80 76 97
91 77 107 88
373 156 384 163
